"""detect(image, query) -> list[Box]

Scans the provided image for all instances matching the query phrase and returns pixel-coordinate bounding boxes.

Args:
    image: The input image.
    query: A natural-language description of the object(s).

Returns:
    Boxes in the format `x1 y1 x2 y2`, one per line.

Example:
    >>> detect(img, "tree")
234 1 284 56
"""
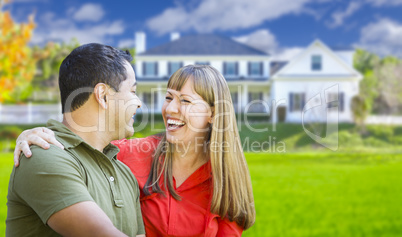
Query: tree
351 95 368 132
30 39 80 101
373 59 402 114
0 0 37 103
354 49 379 115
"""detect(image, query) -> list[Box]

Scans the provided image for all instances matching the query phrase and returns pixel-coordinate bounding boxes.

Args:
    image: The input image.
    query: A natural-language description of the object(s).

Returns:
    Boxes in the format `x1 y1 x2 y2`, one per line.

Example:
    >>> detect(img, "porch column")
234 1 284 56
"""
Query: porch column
157 84 163 113
241 84 248 111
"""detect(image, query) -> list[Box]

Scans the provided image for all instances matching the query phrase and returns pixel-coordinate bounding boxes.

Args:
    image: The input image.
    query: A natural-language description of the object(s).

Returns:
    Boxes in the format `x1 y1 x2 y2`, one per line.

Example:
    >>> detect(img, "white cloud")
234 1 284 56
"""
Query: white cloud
31 11 124 45
327 1 361 28
118 39 135 48
367 0 402 6
232 29 304 61
233 29 278 54
73 3 105 22
356 18 402 57
272 47 304 61
146 0 315 35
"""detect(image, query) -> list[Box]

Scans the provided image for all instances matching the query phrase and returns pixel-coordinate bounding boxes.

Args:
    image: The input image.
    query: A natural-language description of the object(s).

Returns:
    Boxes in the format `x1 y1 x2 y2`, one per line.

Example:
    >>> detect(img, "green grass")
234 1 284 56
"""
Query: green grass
243 152 402 236
0 153 14 235
1 152 402 236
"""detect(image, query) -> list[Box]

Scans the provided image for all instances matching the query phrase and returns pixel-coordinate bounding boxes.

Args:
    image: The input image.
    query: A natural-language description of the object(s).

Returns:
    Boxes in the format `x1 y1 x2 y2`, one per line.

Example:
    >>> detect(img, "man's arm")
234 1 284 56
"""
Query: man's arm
48 201 127 237
12 146 128 236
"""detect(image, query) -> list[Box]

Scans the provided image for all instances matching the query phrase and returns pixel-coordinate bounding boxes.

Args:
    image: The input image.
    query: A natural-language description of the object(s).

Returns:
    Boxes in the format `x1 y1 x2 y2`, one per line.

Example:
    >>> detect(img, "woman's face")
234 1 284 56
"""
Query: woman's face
162 77 213 146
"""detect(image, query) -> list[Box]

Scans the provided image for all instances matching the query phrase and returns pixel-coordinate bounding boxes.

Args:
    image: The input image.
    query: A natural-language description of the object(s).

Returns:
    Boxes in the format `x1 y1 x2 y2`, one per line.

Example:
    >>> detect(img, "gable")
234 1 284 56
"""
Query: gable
273 40 361 78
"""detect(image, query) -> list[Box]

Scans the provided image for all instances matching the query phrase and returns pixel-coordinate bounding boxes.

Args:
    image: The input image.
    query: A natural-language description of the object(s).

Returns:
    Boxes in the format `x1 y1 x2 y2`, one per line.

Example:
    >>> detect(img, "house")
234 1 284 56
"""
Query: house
270 40 362 123
134 32 362 123
134 32 270 114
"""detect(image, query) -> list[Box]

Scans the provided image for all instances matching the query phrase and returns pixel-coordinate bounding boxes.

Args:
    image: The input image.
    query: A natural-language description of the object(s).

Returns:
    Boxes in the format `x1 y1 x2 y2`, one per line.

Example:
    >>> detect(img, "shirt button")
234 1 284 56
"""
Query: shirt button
109 176 115 182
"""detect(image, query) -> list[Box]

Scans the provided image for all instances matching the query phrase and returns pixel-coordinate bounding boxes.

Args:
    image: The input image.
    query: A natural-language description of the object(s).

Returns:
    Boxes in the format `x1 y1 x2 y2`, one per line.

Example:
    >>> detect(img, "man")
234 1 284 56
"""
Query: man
6 43 144 236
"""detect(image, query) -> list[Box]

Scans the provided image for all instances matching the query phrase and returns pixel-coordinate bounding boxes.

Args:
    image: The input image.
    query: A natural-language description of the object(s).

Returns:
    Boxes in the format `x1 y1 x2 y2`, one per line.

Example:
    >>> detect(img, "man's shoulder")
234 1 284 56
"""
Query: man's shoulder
18 145 81 173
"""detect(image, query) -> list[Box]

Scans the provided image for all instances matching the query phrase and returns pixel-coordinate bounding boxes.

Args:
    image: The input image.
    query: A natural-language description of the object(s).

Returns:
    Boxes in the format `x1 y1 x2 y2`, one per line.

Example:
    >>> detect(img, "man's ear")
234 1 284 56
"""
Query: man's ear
94 83 108 109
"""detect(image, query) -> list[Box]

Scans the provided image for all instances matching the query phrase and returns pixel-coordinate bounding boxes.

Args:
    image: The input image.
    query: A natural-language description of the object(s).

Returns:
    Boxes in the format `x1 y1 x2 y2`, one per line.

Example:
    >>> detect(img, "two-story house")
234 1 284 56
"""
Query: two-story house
134 33 362 123
134 32 270 114
270 40 362 123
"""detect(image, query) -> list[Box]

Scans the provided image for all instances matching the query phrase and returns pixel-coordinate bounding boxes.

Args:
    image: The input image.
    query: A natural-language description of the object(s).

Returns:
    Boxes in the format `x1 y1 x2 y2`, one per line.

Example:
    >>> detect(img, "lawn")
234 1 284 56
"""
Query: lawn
1 152 402 236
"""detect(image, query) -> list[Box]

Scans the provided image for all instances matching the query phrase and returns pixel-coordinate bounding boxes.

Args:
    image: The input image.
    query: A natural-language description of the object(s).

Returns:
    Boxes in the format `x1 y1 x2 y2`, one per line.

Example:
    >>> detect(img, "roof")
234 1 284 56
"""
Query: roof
139 34 269 56
270 61 288 76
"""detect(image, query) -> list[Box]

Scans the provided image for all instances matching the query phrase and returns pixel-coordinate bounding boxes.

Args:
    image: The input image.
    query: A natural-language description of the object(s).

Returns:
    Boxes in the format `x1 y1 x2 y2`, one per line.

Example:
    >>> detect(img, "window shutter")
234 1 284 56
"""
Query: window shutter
260 62 263 75
154 62 158 76
168 62 171 75
289 93 293 112
248 62 251 75
180 62 183 68
340 92 344 112
223 62 227 75
142 62 146 76
235 62 239 75
248 92 253 104
259 92 263 101
301 93 306 110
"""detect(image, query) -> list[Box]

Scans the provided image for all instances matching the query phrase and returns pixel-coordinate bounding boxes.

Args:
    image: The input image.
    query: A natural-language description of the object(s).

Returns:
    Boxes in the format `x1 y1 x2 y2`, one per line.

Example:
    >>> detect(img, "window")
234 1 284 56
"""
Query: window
289 93 306 112
195 61 209 65
327 92 344 112
143 62 158 76
248 92 263 102
168 62 182 75
248 62 263 76
142 92 158 107
311 55 322 71
224 62 238 76
143 92 152 105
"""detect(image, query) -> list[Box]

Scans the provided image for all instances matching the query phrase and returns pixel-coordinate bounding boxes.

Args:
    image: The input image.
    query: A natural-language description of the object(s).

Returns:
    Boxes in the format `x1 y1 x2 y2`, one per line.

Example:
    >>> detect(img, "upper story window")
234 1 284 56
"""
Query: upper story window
311 55 322 71
143 62 158 76
168 62 182 75
248 62 263 76
195 61 209 65
223 62 238 76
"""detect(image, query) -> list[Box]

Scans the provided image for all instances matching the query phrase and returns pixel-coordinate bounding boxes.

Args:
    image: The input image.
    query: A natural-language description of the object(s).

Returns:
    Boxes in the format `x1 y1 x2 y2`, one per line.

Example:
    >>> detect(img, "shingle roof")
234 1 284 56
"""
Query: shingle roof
139 34 269 56
270 61 288 76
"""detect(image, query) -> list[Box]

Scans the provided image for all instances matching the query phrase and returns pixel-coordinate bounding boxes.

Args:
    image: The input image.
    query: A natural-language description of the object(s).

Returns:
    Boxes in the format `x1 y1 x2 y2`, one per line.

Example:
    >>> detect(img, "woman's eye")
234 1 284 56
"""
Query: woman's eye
181 99 191 104
165 96 172 100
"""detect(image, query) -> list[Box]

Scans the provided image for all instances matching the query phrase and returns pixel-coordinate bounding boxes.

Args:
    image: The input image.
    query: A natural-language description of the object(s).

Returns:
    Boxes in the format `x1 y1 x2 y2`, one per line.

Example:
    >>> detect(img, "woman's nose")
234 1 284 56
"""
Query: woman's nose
166 98 180 114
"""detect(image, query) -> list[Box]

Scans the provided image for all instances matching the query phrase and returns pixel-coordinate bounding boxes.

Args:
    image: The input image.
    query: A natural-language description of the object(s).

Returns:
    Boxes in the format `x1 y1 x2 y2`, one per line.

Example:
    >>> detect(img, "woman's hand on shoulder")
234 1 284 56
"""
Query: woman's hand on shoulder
14 127 64 167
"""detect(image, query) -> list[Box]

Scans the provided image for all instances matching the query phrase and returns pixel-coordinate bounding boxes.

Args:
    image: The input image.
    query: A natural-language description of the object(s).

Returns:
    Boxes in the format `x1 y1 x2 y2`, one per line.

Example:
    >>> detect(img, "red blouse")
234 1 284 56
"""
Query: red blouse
112 136 242 237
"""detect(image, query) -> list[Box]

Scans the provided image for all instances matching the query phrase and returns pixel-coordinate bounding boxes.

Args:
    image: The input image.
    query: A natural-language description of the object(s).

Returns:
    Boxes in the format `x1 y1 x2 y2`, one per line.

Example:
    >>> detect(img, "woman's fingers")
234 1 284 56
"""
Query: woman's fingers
14 141 31 167
41 129 64 149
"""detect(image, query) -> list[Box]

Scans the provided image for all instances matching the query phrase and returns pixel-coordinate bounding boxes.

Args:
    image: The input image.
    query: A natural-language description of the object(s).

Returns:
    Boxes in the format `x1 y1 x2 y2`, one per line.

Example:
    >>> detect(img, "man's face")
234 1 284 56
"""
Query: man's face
107 61 141 139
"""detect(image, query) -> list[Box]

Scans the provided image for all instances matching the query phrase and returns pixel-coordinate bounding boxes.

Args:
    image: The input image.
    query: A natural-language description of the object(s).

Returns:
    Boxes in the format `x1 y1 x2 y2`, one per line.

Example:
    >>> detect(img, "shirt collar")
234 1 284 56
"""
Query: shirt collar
176 160 212 192
46 119 120 160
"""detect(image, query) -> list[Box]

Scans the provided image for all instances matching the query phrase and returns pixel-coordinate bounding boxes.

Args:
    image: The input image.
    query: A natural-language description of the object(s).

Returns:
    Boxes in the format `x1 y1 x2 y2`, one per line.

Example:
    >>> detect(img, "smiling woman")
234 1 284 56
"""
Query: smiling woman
142 65 255 235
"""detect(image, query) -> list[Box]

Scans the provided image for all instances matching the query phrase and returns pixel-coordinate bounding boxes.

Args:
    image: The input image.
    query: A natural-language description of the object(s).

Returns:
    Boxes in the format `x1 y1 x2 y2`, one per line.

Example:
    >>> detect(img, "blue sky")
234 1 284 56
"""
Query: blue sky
5 0 402 59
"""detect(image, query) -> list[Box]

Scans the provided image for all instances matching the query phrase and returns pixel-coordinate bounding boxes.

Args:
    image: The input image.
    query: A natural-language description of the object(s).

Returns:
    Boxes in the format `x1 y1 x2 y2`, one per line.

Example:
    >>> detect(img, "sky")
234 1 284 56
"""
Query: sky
4 0 402 60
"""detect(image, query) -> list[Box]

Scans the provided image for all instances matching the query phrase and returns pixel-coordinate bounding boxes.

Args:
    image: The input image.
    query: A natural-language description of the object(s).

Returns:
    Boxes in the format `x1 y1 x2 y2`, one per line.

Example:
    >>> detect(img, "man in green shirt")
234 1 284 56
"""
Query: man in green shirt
6 43 145 236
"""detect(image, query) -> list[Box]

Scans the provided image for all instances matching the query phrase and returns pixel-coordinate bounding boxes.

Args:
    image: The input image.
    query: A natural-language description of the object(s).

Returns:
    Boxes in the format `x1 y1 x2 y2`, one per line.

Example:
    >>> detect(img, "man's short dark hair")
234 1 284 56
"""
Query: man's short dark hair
59 43 133 113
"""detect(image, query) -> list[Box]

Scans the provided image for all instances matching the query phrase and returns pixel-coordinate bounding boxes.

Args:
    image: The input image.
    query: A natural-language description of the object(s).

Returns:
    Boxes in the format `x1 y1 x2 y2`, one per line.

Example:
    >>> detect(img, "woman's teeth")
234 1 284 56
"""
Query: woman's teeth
167 119 186 126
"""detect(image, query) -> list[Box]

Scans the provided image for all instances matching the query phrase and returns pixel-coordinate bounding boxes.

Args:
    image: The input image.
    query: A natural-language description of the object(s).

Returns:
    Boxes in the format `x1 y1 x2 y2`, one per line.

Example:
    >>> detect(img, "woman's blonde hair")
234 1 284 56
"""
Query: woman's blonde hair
144 65 255 229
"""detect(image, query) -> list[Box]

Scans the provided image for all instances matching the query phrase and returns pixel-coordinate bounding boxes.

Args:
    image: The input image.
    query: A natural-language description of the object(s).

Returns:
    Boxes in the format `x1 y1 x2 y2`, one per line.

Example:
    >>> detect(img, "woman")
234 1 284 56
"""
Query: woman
14 65 255 236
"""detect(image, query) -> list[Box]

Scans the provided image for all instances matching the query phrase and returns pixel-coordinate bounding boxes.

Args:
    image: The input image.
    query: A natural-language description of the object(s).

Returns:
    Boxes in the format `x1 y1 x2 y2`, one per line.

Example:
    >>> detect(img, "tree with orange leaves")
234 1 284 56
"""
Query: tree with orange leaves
0 0 37 103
